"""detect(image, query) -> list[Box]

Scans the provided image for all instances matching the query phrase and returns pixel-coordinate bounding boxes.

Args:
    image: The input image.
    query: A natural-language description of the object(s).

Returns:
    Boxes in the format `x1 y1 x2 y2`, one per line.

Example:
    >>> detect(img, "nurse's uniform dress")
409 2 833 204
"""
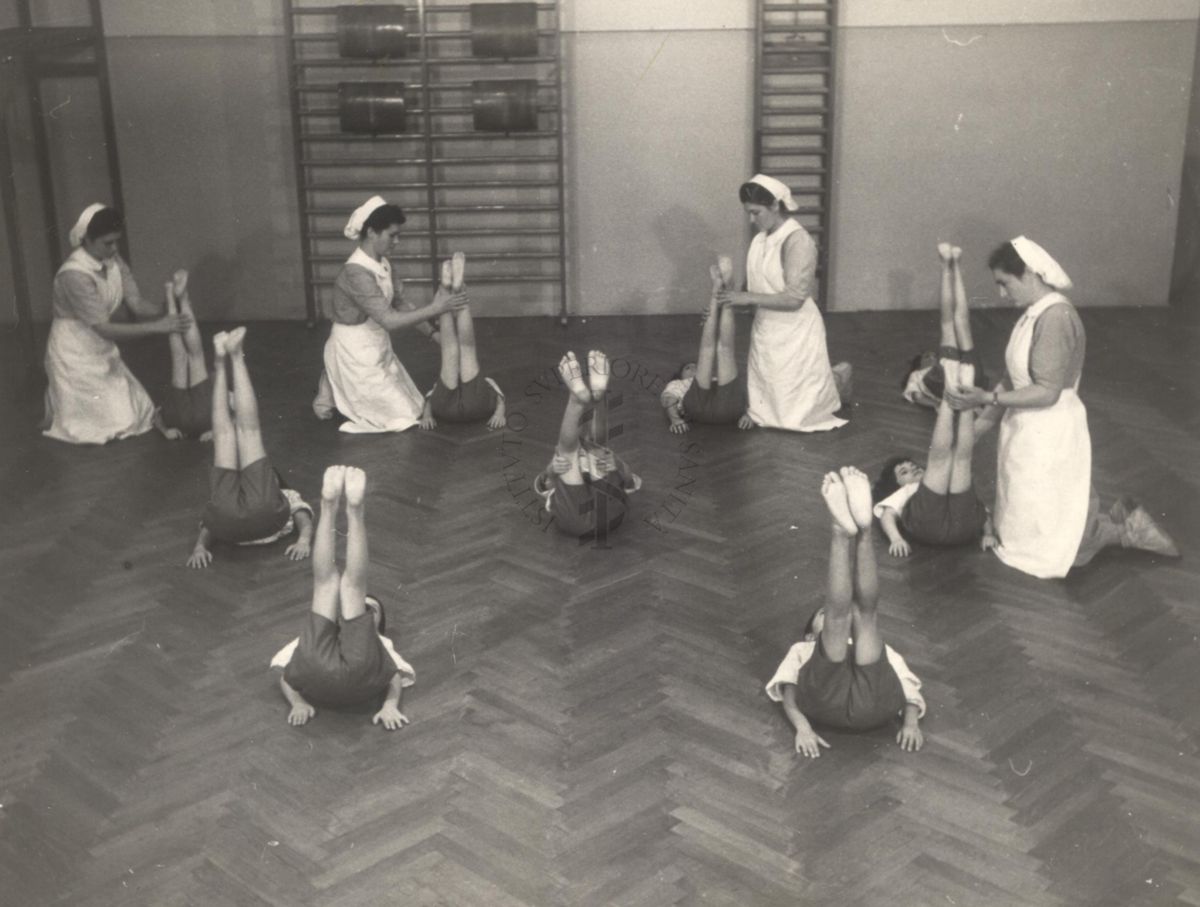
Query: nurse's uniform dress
744 219 846 432
43 248 156 444
313 247 423 434
993 293 1091 579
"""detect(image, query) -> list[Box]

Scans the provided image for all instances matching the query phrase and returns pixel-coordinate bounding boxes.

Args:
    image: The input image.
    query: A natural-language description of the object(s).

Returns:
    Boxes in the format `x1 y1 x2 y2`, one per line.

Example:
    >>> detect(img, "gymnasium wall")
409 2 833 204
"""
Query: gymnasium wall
1 0 1197 323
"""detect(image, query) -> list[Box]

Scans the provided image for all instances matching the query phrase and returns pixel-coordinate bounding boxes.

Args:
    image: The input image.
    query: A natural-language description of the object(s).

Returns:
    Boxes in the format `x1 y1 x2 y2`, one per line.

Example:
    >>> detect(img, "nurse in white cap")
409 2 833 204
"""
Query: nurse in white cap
717 174 850 432
947 237 1178 577
312 196 466 433
43 204 191 444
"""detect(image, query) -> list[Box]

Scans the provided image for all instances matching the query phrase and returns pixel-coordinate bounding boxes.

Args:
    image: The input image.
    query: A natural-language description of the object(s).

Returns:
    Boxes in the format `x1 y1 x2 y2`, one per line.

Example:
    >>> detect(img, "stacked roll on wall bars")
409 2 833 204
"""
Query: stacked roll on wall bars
285 1 568 323
0 0 125 377
753 0 838 303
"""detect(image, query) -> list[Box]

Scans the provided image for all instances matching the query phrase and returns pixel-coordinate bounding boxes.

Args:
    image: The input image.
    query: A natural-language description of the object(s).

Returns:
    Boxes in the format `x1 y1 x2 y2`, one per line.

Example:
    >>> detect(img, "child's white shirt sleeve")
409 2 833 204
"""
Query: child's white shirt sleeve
872 482 920 521
765 641 925 719
660 378 693 407
884 645 925 717
282 488 312 517
381 636 416 688
270 638 300 669
765 641 815 701
269 635 416 690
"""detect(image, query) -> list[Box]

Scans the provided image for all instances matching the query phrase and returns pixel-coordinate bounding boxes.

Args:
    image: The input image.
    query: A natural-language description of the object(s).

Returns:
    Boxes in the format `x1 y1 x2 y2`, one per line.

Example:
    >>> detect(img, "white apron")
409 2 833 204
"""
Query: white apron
43 251 155 444
993 293 1091 579
318 250 422 434
745 219 846 432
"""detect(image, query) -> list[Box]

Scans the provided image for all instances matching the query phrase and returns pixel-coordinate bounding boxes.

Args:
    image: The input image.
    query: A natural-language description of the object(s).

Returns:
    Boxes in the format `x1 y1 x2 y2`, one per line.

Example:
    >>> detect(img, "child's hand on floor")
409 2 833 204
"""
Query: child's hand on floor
288 702 315 726
670 420 689 434
487 412 505 430
794 727 830 759
896 723 924 752
980 533 999 552
888 538 912 558
372 704 410 731
187 547 213 569
420 414 437 430
285 539 311 561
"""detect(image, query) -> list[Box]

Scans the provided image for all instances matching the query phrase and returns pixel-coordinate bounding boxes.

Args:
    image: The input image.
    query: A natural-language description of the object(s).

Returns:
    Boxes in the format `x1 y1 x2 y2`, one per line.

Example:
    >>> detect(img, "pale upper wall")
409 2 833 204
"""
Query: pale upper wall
91 0 1200 36
3 1 1198 321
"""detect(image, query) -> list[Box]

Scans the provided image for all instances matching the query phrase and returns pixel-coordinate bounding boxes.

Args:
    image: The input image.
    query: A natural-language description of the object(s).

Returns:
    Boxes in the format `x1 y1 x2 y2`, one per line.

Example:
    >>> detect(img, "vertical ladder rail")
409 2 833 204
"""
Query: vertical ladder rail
754 0 837 305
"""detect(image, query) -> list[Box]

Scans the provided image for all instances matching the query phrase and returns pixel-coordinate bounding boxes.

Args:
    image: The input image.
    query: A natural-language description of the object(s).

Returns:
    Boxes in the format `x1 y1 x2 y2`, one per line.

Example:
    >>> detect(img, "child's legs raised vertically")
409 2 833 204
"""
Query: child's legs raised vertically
695 295 719 392
819 472 856 663
225 329 268 467
715 302 738 386
922 399 957 495
454 304 481 384
311 466 343 622
167 284 189 389
554 353 590 484
179 289 208 387
851 527 885 666
437 310 460 390
948 408 976 494
210 339 237 469
951 253 974 371
339 467 368 622
938 247 957 350
821 527 854 664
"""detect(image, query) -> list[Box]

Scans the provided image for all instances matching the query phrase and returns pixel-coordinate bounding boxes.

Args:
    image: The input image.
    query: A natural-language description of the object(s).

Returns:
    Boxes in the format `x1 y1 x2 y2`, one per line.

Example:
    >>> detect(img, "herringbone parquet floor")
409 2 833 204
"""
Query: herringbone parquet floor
0 309 1197 906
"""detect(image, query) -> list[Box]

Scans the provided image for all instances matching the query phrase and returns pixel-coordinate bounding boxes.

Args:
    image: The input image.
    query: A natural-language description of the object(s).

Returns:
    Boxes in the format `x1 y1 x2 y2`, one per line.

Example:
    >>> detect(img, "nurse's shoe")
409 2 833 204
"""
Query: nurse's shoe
1121 505 1180 558
832 361 853 403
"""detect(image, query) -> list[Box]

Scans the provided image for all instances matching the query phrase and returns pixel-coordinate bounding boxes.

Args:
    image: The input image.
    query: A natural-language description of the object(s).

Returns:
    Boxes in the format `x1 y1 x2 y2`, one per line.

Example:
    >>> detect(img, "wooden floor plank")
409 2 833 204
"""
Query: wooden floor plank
1 310 1198 906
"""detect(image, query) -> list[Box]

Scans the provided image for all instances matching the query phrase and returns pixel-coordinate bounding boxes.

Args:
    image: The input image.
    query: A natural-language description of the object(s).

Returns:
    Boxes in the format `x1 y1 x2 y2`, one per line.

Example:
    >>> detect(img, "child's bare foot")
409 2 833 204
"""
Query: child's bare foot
709 264 724 296
558 352 591 404
822 472 858 536
587 350 610 399
440 259 453 289
840 466 874 531
937 242 953 263
172 269 189 298
451 252 466 291
832 361 853 403
212 331 229 357
224 326 246 356
322 465 346 501
951 246 962 262
718 255 734 289
344 467 366 507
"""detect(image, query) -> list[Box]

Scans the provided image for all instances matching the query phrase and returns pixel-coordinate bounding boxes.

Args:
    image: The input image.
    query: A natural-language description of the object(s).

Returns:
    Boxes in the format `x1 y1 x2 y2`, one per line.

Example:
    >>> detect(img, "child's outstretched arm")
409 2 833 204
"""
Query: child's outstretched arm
187 525 214 569
897 704 923 751
488 394 506 431
372 674 410 730
286 510 314 561
781 684 829 758
419 397 436 430
878 508 911 558
662 393 688 434
279 675 315 726
980 509 999 552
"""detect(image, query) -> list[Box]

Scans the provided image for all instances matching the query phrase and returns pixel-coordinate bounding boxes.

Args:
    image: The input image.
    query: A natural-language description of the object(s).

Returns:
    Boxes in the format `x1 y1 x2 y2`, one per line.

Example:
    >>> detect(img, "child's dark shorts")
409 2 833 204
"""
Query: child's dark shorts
794 637 907 731
921 347 989 400
429 376 497 422
683 379 747 425
160 377 213 438
283 612 396 708
541 470 629 538
202 456 291 543
901 483 986 547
